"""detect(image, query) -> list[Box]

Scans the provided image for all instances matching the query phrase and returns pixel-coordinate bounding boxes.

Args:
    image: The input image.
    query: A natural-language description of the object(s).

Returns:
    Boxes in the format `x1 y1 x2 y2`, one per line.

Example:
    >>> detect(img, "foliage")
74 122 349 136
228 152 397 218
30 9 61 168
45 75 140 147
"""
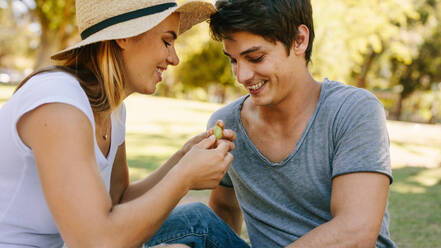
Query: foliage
0 0 37 68
310 0 420 84
30 0 77 69
175 40 238 103
2 0 441 121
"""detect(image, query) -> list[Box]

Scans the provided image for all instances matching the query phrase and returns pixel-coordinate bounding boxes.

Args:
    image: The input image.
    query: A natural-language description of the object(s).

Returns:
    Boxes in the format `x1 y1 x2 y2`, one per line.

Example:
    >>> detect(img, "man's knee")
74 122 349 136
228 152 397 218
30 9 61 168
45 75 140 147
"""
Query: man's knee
180 202 218 221
150 244 190 248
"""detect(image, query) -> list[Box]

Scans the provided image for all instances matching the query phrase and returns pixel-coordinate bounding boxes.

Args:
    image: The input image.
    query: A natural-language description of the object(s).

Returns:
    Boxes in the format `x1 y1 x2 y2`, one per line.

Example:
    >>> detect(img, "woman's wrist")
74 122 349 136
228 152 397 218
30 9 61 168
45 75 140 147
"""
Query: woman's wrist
167 164 191 195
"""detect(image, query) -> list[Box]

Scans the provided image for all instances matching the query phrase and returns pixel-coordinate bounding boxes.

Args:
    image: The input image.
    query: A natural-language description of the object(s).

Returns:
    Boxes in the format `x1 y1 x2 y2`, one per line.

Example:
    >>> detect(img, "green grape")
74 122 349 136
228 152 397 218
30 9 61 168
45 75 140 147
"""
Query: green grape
213 125 223 140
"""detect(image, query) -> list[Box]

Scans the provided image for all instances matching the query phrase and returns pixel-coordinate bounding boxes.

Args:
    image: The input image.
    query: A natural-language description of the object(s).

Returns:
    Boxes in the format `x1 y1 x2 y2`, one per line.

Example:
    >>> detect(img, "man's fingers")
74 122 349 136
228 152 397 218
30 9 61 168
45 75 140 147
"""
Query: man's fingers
216 120 225 129
222 129 236 141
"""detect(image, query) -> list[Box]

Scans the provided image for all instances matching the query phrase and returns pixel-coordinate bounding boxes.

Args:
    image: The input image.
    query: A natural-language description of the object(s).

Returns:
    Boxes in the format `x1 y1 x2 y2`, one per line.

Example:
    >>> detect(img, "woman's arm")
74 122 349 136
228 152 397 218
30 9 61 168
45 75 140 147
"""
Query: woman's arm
111 133 206 204
111 121 236 204
18 103 233 248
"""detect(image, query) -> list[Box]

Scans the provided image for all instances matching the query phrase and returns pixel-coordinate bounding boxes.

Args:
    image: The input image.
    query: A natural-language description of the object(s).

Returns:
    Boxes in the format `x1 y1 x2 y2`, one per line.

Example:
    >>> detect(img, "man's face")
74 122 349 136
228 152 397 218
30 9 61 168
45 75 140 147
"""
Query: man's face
223 32 304 107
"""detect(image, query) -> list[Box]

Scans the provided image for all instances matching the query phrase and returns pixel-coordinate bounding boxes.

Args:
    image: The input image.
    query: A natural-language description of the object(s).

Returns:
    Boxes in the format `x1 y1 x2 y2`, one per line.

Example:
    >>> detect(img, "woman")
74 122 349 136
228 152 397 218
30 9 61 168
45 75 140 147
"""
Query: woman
0 0 250 247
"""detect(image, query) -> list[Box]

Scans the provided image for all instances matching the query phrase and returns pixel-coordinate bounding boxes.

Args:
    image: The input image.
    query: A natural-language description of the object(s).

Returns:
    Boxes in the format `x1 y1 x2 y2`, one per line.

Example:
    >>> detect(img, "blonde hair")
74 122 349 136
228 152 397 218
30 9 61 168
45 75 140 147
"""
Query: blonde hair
15 40 126 113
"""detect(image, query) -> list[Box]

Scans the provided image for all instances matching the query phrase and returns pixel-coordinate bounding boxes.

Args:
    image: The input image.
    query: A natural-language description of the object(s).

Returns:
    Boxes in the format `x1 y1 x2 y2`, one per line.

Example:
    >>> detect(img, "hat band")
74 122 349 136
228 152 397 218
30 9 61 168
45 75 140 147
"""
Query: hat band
81 2 177 40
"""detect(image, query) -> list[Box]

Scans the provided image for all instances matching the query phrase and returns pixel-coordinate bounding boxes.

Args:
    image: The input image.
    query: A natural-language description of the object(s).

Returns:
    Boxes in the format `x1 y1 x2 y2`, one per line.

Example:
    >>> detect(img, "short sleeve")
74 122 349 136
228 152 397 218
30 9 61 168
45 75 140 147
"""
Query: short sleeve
332 92 393 183
11 72 95 154
220 170 234 187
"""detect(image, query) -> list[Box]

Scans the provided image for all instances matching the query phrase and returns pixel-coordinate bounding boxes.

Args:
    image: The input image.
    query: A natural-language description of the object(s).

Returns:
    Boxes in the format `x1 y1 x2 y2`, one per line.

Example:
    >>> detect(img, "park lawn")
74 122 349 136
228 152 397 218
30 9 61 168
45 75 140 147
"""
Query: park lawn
1 85 441 247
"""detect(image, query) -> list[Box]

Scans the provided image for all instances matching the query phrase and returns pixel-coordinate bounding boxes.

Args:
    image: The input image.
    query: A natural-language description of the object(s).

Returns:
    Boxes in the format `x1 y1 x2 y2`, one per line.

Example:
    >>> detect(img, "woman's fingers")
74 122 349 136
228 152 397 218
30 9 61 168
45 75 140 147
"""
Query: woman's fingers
196 135 216 149
215 141 235 156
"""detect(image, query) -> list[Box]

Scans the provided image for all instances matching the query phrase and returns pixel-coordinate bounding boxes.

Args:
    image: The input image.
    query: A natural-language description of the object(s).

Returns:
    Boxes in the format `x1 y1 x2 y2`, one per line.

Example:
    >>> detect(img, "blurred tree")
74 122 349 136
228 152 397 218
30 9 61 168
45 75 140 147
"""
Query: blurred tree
157 19 212 98
0 0 37 69
389 1 441 120
312 0 441 121
176 40 236 103
21 0 77 69
364 0 441 119
311 0 419 86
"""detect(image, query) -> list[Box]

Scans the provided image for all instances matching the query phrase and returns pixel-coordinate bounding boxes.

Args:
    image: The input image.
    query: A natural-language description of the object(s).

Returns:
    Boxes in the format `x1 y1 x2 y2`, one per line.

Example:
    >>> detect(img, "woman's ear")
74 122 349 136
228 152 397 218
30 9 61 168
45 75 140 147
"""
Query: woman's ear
115 38 130 50
293 24 310 56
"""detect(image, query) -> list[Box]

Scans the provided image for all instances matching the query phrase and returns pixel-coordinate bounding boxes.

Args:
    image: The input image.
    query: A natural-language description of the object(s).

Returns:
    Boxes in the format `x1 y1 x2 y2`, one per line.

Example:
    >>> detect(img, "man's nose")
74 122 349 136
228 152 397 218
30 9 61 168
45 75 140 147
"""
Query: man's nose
235 62 254 84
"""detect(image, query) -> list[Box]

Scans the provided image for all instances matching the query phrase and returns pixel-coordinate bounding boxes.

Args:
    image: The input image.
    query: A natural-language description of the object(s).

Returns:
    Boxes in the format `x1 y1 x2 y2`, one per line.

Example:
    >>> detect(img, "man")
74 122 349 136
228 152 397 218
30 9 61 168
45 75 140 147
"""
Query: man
206 0 397 247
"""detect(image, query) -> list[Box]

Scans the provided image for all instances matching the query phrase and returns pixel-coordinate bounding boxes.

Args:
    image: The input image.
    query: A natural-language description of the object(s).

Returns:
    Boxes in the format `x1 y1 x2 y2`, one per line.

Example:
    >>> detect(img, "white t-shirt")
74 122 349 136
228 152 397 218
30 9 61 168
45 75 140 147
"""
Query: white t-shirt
0 71 126 247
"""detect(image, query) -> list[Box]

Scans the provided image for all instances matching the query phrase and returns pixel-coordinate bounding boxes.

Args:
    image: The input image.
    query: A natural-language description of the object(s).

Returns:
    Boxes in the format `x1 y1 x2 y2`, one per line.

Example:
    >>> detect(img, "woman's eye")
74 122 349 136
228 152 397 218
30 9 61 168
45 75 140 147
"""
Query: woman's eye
163 40 171 47
229 58 237 64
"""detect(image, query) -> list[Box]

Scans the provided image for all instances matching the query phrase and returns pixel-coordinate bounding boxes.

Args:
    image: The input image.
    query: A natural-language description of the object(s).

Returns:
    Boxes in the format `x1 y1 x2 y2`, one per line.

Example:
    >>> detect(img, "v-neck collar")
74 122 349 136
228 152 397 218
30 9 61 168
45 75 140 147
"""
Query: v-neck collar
235 80 328 167
94 113 115 163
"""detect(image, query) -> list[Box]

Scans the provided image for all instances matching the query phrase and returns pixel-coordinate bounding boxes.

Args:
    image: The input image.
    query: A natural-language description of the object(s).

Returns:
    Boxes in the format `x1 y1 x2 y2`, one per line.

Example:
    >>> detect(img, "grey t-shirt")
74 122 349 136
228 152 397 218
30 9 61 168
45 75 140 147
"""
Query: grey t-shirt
207 79 396 248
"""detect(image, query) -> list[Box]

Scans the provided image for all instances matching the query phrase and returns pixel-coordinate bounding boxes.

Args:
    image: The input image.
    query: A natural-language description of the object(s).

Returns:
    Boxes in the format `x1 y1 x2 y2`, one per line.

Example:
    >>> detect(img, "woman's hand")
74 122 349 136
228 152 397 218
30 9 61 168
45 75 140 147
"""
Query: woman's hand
174 134 235 190
181 120 236 154
207 120 237 149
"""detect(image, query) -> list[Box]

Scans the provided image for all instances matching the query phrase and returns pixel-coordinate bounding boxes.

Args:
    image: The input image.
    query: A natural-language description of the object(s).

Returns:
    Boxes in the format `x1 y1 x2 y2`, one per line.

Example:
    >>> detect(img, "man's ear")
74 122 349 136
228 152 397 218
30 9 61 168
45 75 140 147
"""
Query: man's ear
293 24 310 56
115 38 130 50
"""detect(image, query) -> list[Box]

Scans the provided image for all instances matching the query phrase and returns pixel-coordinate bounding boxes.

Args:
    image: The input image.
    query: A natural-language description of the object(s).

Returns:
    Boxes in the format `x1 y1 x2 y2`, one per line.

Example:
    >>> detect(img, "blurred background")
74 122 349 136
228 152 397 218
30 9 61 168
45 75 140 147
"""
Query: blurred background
0 0 440 247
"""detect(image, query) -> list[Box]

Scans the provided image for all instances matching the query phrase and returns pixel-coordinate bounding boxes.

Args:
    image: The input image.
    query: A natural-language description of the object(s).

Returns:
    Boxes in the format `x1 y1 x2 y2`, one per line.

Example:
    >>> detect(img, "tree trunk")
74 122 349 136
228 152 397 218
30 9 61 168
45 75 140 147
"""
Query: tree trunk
356 51 377 89
32 0 77 70
34 24 59 70
392 94 403 120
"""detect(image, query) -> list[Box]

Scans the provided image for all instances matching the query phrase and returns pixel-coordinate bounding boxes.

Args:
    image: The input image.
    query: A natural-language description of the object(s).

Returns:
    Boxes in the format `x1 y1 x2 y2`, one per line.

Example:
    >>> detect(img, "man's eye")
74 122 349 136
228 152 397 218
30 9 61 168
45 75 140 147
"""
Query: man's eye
229 58 237 64
163 40 171 47
249 55 264 63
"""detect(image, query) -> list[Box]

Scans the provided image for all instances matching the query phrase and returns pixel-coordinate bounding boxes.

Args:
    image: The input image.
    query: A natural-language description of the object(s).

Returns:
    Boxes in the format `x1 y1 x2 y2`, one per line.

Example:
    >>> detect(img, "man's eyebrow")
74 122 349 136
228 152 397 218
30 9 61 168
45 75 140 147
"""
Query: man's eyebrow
223 46 262 58
165 31 177 39
240 46 261 56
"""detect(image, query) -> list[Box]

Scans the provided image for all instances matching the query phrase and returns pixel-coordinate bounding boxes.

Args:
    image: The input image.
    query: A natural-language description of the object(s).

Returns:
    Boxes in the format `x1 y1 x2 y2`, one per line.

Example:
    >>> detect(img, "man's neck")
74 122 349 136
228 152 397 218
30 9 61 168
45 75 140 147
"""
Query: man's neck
254 73 321 126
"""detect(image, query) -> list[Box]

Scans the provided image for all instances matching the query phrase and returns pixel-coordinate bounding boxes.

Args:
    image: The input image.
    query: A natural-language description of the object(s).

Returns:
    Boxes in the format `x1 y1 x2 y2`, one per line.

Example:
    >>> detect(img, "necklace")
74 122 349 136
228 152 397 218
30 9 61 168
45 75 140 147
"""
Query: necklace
102 119 110 140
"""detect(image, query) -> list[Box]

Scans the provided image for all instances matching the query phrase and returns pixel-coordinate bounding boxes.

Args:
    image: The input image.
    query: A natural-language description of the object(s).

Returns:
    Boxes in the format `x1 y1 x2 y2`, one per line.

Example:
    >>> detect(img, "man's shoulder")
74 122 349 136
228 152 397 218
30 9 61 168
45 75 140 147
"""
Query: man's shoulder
208 95 247 128
324 80 378 105
322 80 382 114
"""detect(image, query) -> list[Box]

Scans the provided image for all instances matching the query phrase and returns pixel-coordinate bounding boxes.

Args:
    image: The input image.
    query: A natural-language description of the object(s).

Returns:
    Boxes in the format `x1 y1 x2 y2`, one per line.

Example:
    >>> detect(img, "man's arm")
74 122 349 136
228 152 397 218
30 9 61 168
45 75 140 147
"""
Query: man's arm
209 185 243 234
287 172 390 248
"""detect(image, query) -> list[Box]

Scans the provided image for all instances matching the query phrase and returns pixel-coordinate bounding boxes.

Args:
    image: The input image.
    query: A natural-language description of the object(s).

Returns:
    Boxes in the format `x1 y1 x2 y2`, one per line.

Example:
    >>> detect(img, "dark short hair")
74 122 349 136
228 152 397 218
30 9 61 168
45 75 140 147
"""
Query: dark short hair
210 0 315 63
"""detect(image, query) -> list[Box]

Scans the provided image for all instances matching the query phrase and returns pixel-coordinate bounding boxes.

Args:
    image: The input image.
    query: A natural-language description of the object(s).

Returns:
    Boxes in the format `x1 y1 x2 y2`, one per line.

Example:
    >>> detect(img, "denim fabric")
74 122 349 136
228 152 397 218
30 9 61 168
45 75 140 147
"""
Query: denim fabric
143 202 250 248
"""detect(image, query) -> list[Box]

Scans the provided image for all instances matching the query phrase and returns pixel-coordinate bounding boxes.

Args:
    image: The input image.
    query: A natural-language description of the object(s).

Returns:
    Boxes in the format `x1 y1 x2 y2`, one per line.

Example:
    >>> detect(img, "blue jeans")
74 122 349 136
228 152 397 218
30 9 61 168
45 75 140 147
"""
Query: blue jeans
142 202 250 248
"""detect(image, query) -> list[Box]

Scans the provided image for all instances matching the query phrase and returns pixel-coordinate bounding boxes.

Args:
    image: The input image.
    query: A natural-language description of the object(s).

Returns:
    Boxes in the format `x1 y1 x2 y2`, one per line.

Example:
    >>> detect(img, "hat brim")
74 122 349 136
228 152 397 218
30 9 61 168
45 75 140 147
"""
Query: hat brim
51 1 215 60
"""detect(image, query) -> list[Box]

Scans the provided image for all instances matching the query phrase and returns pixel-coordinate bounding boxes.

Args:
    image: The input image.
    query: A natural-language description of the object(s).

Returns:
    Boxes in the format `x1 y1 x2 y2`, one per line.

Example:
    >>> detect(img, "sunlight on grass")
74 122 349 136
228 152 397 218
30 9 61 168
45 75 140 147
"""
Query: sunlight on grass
391 183 427 194
390 167 441 194
389 166 441 247
128 167 151 181
412 167 441 187
124 94 222 181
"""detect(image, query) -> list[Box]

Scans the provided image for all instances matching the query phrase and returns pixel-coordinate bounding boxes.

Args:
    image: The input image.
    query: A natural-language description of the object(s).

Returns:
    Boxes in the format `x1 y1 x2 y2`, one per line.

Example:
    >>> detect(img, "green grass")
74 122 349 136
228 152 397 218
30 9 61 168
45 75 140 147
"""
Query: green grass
389 167 441 247
1 85 441 246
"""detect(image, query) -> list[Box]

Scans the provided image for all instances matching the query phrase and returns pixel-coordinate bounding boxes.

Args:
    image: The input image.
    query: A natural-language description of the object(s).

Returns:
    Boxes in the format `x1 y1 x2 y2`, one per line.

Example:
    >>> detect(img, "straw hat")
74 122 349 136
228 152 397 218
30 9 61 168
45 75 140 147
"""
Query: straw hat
51 0 215 60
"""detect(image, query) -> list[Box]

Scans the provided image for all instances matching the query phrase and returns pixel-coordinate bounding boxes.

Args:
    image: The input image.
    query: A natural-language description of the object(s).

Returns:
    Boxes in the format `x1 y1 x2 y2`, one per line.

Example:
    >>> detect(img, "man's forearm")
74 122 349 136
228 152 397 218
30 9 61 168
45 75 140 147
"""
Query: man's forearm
214 206 243 234
286 217 378 248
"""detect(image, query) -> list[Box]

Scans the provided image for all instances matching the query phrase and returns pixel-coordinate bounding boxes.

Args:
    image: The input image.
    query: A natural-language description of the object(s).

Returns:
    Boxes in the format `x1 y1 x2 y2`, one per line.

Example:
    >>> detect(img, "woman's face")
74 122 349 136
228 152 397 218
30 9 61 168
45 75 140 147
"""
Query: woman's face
118 13 180 96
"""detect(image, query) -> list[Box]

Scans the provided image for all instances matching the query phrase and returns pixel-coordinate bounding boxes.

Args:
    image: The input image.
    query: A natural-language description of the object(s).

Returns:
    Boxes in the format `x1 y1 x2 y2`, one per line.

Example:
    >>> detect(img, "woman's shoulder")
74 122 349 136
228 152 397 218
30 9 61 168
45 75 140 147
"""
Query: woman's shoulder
22 70 82 93
15 71 89 107
10 70 95 126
